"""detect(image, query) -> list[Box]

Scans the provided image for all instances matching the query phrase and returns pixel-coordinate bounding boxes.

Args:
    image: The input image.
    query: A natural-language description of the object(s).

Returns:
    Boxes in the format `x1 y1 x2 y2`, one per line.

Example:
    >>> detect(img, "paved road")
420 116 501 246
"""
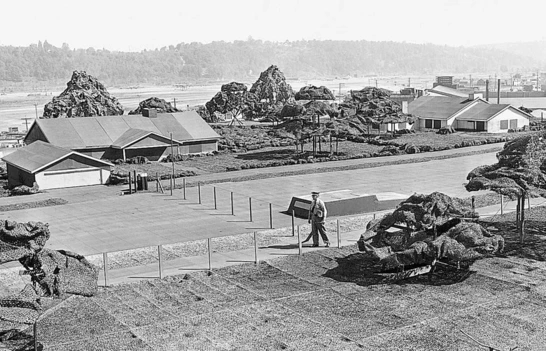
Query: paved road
2 145 501 256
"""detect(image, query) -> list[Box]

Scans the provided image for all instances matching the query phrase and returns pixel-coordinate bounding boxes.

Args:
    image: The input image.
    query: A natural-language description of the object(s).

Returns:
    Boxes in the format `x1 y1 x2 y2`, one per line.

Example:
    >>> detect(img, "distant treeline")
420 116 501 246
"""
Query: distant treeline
0 39 542 85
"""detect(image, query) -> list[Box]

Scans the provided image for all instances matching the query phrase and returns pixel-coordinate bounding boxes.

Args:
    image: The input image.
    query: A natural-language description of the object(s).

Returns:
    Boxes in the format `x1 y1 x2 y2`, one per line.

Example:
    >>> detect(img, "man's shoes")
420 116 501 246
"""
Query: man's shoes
312 244 319 247
325 242 330 247
302 239 309 244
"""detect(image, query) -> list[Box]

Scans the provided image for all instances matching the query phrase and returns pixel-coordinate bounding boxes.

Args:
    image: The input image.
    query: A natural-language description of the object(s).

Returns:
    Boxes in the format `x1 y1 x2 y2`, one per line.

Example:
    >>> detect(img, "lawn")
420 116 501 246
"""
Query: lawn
113 129 525 178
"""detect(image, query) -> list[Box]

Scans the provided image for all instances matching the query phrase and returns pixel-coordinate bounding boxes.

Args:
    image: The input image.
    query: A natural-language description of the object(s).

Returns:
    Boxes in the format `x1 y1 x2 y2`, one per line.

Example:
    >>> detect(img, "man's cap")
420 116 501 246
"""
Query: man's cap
311 191 320 195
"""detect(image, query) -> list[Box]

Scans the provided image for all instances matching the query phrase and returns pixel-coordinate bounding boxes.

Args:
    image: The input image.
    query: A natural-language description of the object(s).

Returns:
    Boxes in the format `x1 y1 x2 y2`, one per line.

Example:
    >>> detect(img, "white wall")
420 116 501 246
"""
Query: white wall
35 168 111 190
488 109 530 133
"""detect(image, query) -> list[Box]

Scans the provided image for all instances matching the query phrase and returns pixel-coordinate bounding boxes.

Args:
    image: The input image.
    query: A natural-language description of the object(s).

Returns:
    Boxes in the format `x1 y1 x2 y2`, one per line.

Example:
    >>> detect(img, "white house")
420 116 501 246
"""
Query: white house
409 95 531 133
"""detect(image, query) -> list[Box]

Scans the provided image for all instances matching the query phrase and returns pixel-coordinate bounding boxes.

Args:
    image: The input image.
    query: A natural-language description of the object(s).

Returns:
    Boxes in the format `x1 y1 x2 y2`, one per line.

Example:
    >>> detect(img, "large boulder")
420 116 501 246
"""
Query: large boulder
0 220 50 264
19 249 99 297
43 70 124 118
357 192 503 272
128 97 180 115
295 85 335 100
249 65 294 104
279 104 306 118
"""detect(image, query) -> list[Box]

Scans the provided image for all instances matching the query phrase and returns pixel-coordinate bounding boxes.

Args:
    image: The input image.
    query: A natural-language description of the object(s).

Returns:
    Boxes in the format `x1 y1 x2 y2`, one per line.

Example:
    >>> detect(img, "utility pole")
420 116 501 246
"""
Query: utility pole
408 77 411 87
21 118 32 132
34 103 38 119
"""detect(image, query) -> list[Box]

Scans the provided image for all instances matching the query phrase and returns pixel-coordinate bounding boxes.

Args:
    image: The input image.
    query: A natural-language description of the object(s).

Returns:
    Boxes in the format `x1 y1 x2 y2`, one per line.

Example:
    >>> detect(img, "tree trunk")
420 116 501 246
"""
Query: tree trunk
319 135 322 153
336 137 339 155
329 134 332 155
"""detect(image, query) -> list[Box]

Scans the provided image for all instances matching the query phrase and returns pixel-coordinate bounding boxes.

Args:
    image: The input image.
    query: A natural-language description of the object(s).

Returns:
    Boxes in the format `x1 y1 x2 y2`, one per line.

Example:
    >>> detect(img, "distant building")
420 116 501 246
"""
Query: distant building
433 76 457 89
409 95 531 133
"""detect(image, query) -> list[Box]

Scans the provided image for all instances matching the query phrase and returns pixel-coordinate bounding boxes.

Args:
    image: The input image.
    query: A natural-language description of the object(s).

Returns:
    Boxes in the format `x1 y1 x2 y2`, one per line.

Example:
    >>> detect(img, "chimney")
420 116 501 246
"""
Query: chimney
497 79 501 104
485 80 489 102
142 108 157 118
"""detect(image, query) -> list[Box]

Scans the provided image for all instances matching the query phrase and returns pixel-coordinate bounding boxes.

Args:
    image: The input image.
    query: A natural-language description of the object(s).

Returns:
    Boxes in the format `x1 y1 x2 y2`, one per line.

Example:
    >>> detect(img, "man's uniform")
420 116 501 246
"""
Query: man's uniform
308 192 329 247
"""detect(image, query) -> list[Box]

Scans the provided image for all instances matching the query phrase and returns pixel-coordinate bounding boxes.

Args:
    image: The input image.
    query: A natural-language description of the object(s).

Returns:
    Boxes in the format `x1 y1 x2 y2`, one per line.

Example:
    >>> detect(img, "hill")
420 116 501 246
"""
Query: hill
477 39 546 65
0 39 544 87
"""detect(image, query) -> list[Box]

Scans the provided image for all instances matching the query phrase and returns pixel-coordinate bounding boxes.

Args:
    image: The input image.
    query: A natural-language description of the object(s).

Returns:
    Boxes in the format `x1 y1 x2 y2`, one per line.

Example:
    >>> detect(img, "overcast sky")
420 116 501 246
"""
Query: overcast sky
2 0 545 51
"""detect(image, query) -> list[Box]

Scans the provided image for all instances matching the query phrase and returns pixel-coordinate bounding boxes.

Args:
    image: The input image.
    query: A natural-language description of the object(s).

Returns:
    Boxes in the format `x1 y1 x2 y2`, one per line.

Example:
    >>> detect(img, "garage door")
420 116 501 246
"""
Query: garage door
37 168 103 190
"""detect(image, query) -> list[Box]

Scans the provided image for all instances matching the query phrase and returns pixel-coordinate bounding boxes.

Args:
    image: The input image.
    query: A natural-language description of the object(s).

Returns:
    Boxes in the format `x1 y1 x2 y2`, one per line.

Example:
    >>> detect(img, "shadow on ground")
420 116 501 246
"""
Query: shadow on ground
323 252 476 287
484 219 546 262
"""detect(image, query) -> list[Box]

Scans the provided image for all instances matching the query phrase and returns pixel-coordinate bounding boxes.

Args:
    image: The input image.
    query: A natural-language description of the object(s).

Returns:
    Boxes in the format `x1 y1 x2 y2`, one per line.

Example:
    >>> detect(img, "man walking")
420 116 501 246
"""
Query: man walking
308 191 329 247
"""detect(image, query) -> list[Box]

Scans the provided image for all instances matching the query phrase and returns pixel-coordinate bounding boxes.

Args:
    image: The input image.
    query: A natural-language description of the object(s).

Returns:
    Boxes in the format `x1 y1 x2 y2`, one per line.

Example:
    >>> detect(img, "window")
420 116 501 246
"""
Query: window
425 119 432 128
509 119 518 129
500 120 508 130
433 120 442 129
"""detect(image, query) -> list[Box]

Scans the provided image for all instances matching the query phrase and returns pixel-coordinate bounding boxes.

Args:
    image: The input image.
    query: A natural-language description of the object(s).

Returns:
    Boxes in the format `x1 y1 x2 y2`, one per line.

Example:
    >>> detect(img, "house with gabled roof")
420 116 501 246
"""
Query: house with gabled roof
409 95 531 132
24 111 221 161
2 141 113 190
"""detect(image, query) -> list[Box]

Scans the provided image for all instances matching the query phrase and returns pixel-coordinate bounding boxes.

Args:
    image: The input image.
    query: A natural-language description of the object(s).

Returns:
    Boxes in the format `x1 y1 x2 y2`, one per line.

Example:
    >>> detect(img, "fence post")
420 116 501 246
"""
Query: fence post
500 194 504 215
103 252 108 287
198 182 202 204
297 225 302 256
128 173 132 194
133 170 137 192
156 172 159 192
214 187 217 210
249 197 253 222
269 203 273 229
33 322 37 351
254 231 259 264
183 178 186 200
337 219 341 248
373 213 376 220
170 175 173 196
158 245 163 279
291 210 295 236
231 192 234 215
207 238 212 271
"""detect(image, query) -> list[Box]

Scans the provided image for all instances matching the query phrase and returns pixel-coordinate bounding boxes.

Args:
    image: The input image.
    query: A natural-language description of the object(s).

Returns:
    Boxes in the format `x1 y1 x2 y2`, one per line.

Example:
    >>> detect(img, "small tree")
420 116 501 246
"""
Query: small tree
466 132 546 242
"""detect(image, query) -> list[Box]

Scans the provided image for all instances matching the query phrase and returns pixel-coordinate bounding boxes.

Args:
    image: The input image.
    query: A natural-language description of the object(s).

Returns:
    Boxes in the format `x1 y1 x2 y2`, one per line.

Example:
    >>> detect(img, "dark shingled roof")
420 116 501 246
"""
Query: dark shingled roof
409 96 474 120
25 111 220 150
2 141 112 173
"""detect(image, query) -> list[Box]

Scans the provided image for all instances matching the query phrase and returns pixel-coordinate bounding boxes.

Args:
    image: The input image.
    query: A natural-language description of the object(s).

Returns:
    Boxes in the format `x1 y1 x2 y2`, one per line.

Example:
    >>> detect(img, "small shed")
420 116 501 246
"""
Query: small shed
2 141 113 190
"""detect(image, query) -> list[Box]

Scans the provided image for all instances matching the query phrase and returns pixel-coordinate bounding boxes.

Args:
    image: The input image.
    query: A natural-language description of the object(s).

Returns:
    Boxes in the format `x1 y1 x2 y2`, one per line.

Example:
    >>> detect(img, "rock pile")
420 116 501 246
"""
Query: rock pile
19 249 99 297
128 97 180 115
0 220 50 264
0 219 98 326
340 86 415 127
357 192 504 272
295 85 335 100
43 70 124 118
249 65 294 104
205 82 249 118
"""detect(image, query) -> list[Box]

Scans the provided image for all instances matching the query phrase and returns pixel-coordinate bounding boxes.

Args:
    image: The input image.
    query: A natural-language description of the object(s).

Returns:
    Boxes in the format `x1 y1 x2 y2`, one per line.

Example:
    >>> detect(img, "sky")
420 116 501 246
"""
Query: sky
1 0 545 52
